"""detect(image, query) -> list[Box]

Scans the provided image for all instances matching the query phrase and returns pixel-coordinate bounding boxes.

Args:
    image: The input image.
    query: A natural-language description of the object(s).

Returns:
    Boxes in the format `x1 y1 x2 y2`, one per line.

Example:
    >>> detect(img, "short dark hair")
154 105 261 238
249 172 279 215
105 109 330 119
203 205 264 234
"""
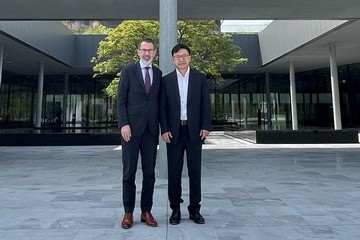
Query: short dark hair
171 43 191 56
138 38 156 49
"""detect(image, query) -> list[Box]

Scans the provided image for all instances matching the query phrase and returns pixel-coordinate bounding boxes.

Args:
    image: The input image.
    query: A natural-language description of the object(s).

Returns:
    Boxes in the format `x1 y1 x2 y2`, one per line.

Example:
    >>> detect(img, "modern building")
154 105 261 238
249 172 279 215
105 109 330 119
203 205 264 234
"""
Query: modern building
1 19 360 136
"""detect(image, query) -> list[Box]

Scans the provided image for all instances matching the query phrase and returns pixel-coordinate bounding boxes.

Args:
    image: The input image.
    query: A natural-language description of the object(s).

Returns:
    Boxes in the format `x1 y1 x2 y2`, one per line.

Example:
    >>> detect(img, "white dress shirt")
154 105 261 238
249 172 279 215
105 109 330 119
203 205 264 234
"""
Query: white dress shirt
139 60 153 85
176 67 190 121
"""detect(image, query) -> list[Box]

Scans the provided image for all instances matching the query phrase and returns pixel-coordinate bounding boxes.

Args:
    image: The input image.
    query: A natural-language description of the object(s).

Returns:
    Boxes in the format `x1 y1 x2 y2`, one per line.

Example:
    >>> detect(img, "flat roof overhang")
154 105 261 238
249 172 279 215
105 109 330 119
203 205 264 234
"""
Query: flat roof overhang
1 0 360 20
2 0 360 76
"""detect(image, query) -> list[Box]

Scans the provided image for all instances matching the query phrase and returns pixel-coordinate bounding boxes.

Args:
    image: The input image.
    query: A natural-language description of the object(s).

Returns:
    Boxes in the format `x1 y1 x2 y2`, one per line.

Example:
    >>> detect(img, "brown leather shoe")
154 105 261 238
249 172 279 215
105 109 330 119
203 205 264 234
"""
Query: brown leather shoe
140 212 158 227
121 213 133 229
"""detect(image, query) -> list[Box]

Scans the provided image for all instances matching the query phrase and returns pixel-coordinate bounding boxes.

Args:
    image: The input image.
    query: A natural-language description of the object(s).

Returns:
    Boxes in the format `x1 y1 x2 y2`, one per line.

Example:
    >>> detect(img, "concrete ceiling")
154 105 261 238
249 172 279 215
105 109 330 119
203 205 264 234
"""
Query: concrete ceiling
1 0 360 20
263 20 360 73
1 0 360 76
0 32 74 75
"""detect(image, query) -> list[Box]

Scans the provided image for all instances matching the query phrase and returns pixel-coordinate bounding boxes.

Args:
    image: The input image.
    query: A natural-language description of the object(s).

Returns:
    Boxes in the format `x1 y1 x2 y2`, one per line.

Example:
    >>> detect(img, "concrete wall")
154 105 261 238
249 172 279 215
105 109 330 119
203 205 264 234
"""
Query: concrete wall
1 21 106 69
232 34 262 68
0 21 76 65
258 20 347 65
74 35 106 68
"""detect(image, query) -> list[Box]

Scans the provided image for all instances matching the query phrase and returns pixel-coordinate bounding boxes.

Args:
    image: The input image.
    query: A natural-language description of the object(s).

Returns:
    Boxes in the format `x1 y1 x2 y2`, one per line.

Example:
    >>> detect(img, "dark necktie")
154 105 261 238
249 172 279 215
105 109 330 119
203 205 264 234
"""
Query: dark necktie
144 67 151 93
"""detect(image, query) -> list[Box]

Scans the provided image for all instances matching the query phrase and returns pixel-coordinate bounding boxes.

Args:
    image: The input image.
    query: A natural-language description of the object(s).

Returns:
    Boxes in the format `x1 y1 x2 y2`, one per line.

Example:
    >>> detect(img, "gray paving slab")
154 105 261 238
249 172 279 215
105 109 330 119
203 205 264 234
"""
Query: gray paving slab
1 133 360 239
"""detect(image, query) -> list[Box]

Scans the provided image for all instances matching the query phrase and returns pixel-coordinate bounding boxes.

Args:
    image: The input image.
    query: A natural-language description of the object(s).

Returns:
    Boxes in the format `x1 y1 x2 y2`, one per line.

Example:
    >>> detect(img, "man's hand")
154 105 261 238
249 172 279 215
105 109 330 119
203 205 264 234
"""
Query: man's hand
120 125 132 142
199 129 210 140
162 132 173 143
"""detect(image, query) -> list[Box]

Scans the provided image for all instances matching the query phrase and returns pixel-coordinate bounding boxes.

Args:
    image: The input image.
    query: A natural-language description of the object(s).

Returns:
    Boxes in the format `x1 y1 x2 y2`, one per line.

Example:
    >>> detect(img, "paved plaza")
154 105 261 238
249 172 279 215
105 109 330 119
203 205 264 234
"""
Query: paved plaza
1 133 360 239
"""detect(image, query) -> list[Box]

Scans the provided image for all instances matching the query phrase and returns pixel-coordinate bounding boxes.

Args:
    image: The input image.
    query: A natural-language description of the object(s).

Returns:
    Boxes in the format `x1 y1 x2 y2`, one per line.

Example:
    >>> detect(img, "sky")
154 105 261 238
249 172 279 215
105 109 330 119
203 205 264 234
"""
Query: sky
221 20 273 25
220 20 273 32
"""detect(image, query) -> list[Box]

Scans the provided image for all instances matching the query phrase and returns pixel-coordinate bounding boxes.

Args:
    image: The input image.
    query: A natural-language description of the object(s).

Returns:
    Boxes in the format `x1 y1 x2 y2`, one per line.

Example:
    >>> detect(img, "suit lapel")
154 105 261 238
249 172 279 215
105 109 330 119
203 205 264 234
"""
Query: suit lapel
151 66 160 93
172 71 181 105
187 69 194 105
135 63 146 92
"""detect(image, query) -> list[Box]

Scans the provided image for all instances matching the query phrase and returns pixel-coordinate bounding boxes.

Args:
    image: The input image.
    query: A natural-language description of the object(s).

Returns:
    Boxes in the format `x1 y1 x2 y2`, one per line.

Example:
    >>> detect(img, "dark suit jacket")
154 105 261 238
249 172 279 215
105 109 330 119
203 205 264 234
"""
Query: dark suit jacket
118 62 162 137
160 68 212 143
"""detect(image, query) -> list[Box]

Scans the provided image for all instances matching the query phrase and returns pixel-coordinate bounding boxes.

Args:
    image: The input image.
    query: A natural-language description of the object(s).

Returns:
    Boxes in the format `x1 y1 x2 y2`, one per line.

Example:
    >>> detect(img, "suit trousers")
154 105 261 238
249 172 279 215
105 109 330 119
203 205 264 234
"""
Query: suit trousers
121 125 157 213
166 125 202 211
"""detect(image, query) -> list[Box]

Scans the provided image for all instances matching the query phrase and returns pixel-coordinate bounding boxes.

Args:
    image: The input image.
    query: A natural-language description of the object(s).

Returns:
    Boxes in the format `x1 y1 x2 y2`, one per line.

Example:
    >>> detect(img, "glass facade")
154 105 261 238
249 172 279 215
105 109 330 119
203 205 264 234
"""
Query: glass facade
1 62 360 133
0 73 116 133
210 62 360 130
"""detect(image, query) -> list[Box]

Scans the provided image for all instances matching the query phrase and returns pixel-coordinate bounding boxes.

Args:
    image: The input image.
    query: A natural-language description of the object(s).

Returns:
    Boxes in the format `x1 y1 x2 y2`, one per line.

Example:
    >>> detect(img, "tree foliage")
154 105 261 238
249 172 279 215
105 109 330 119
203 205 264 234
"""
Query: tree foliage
92 20 247 98
83 25 112 35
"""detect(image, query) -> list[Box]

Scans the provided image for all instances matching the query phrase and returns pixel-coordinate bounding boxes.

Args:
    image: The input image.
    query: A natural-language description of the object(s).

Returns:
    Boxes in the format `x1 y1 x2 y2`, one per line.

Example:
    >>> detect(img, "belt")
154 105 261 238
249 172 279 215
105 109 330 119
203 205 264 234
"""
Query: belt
180 120 188 125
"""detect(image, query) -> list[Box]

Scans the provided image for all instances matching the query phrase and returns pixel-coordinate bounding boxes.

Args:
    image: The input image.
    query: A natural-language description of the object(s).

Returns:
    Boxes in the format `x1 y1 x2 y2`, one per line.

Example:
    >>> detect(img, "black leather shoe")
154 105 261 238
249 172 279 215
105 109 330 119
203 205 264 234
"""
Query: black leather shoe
169 208 181 225
189 211 205 224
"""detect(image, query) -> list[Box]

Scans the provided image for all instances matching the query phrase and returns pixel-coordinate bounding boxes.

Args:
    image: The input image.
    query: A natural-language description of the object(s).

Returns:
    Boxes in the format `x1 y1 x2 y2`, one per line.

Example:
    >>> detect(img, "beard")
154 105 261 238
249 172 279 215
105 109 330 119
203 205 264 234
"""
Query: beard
140 58 153 66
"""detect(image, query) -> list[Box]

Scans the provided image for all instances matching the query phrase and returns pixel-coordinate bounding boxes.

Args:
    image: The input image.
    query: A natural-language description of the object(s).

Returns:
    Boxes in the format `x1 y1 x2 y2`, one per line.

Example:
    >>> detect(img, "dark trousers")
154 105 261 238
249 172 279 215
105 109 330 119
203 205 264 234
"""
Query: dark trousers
121 126 157 213
166 125 202 212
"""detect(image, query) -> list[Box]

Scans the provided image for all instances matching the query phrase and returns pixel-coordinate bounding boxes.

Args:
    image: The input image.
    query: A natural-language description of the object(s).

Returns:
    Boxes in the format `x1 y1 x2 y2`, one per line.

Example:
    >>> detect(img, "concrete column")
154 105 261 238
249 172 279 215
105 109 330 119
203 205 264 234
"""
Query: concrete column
329 44 342 130
289 61 298 130
63 73 69 128
265 72 272 130
0 44 3 88
36 62 44 128
158 0 177 178
231 95 235 122
159 0 177 74
243 97 247 128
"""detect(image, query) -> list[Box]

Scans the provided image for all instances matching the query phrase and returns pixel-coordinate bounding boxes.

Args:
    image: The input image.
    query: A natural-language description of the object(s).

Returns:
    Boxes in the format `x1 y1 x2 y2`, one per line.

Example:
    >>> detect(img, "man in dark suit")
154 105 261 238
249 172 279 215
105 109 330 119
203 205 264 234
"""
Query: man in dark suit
160 43 212 225
118 38 162 229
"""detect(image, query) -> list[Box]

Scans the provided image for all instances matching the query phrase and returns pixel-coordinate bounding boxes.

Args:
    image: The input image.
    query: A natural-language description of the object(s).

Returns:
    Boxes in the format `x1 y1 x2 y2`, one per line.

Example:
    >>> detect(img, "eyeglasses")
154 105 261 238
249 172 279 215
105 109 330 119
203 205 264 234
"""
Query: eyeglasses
138 48 154 53
173 54 190 61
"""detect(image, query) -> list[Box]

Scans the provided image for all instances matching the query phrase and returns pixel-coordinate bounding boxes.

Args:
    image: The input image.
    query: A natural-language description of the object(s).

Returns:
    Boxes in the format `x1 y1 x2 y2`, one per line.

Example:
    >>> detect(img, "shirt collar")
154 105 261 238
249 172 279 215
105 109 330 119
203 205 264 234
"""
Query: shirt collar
139 60 152 69
176 67 190 78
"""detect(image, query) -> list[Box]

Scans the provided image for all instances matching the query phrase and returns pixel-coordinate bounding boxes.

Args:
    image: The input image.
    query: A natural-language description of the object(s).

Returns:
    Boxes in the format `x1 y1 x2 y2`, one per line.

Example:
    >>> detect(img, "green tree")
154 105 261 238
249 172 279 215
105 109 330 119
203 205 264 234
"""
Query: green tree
83 25 112 35
92 20 247 98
